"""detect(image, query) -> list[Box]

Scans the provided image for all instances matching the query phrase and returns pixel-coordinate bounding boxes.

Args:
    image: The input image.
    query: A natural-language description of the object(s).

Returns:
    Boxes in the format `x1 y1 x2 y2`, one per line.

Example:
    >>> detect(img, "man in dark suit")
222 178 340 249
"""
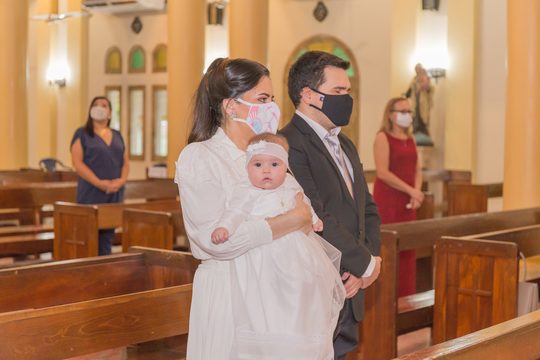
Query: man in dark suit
280 51 382 359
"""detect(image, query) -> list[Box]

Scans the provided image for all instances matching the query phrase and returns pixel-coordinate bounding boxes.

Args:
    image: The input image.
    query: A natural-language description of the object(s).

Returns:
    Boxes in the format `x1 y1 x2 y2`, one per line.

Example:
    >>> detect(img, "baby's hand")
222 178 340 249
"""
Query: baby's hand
313 219 324 232
211 227 230 244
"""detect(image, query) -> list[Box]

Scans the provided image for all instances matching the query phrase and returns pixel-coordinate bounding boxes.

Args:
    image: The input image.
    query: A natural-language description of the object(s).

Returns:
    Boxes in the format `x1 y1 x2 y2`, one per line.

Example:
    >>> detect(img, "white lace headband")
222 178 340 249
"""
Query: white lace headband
246 140 289 167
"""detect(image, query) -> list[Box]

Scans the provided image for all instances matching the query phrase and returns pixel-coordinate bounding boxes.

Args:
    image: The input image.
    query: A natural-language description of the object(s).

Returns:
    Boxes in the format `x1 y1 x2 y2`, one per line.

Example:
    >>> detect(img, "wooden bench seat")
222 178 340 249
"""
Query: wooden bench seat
397 290 434 335
0 232 54 256
0 247 198 360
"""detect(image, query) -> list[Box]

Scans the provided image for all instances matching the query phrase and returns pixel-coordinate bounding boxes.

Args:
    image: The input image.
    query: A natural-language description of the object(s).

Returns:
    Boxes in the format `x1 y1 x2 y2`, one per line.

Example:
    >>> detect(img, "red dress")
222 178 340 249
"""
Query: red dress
373 131 418 296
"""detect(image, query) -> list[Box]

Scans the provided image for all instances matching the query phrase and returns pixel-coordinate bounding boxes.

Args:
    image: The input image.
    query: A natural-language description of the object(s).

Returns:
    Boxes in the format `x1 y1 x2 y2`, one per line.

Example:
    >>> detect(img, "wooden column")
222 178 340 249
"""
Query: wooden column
229 0 269 64
504 0 540 209
166 0 206 176
0 0 28 169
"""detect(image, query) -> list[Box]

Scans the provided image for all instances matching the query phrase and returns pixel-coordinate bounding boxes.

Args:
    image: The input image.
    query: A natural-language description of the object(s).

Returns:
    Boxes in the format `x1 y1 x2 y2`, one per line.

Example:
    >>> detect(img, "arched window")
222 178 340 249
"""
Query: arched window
152 44 167 73
129 45 146 73
283 36 360 146
105 46 122 74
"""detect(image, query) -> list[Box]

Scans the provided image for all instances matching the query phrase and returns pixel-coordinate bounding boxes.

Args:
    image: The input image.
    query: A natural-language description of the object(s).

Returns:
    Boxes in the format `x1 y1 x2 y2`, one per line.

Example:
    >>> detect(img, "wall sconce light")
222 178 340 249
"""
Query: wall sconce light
427 67 446 83
46 61 70 87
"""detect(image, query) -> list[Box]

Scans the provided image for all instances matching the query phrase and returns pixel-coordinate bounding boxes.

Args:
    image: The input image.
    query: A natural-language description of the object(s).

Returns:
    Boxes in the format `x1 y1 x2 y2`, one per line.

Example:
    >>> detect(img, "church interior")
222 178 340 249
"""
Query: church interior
0 0 540 359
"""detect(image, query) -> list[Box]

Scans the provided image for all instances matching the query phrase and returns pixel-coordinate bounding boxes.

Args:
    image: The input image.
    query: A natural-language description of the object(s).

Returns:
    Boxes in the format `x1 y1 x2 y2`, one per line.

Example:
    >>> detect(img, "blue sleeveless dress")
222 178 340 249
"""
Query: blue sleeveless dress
70 127 125 255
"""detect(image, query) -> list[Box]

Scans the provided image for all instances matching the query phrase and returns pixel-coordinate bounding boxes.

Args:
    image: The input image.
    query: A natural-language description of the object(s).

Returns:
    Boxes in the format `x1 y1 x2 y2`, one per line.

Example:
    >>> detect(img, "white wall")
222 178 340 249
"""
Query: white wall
88 12 167 179
268 0 393 169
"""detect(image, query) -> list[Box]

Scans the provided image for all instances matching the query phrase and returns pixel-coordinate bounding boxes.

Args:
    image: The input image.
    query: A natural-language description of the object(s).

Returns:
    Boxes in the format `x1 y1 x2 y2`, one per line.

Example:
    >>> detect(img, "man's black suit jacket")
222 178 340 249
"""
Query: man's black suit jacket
280 113 381 321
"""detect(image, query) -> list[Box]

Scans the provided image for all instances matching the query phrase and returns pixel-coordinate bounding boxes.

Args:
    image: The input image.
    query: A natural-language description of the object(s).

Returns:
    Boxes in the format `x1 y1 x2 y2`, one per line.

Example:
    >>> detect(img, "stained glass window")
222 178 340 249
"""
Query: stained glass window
153 44 167 73
129 46 146 73
105 47 122 74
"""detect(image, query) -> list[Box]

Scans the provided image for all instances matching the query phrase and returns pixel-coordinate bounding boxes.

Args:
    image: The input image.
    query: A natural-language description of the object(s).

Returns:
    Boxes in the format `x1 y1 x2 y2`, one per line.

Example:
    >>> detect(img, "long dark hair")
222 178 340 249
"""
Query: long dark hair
85 96 112 136
188 58 270 143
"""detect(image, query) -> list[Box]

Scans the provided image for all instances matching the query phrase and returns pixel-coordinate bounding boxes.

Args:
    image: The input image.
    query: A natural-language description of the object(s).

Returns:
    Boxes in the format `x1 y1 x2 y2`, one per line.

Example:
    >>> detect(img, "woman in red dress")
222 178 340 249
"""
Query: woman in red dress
373 97 424 296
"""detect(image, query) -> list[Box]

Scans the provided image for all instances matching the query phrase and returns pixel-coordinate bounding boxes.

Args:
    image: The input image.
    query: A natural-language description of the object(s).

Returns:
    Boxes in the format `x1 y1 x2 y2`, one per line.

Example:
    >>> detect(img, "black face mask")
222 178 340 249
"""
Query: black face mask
309 88 353 127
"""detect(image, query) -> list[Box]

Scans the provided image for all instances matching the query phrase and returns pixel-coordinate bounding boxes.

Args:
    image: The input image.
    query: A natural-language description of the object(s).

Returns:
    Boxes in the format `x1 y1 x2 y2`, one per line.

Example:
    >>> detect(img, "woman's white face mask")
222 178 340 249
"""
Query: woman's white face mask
90 106 109 121
395 112 413 128
231 98 281 135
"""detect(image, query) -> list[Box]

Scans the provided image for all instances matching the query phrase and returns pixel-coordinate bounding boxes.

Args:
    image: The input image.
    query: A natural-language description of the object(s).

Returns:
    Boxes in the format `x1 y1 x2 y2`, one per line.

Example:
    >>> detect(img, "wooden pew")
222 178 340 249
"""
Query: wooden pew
433 224 540 343
54 199 181 260
0 178 178 225
122 208 186 252
0 179 178 264
0 247 198 360
446 182 503 216
394 309 540 359
354 207 540 360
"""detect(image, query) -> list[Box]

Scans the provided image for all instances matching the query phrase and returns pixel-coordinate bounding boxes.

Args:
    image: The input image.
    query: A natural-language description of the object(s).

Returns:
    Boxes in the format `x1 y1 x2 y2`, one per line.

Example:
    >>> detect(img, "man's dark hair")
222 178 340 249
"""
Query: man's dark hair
287 51 350 107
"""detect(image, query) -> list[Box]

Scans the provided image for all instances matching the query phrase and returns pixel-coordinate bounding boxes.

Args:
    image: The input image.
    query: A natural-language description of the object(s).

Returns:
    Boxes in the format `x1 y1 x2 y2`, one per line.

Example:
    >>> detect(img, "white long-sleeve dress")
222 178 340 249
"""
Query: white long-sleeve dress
218 175 345 360
176 128 343 360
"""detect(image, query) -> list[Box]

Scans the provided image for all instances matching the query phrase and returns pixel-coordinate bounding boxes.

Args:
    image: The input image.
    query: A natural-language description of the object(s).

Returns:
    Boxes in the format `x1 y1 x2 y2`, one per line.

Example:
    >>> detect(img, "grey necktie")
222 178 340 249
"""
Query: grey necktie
325 134 354 197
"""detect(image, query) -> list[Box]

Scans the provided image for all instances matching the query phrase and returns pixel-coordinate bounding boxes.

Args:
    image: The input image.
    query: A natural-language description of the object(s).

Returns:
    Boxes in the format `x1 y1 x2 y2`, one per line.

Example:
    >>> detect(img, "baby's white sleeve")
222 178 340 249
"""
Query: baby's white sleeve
215 184 254 235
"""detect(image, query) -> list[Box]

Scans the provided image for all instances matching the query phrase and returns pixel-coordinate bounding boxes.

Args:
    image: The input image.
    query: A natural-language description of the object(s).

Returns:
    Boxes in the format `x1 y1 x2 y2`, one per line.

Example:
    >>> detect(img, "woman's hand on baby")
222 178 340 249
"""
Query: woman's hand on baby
211 227 229 244
292 193 312 234
312 219 324 232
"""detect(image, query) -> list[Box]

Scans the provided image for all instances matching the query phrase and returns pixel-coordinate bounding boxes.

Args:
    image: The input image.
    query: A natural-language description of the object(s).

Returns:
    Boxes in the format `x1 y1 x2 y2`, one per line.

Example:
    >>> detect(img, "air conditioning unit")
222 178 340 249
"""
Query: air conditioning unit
83 0 166 15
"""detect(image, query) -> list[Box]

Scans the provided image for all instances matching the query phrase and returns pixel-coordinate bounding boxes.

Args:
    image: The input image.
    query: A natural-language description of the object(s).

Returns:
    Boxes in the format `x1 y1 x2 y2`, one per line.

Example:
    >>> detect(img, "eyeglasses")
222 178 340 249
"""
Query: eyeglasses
391 110 412 114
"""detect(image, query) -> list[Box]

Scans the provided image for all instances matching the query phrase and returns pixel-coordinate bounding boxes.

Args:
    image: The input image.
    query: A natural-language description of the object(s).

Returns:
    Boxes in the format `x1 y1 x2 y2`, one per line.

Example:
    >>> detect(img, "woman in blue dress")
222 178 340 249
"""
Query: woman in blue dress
70 96 129 255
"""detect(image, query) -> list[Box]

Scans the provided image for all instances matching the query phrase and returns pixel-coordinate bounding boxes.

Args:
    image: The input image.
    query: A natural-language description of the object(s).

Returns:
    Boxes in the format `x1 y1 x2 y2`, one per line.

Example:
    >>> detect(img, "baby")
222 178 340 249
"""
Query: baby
210 133 344 360
211 133 322 244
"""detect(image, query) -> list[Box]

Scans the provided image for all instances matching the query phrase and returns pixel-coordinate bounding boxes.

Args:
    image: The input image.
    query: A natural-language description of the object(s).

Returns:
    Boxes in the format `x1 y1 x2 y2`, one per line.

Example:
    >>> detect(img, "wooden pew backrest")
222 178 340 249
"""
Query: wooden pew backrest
466 224 540 258
54 200 181 260
0 248 197 359
447 183 489 216
54 202 99 259
395 309 540 359
433 236 518 344
124 179 178 200
0 254 150 312
383 206 540 251
122 209 175 252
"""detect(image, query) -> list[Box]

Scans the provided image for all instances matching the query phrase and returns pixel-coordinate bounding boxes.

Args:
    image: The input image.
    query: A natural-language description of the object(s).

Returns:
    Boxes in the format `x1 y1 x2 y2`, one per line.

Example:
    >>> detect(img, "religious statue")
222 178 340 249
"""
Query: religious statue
405 63 435 146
